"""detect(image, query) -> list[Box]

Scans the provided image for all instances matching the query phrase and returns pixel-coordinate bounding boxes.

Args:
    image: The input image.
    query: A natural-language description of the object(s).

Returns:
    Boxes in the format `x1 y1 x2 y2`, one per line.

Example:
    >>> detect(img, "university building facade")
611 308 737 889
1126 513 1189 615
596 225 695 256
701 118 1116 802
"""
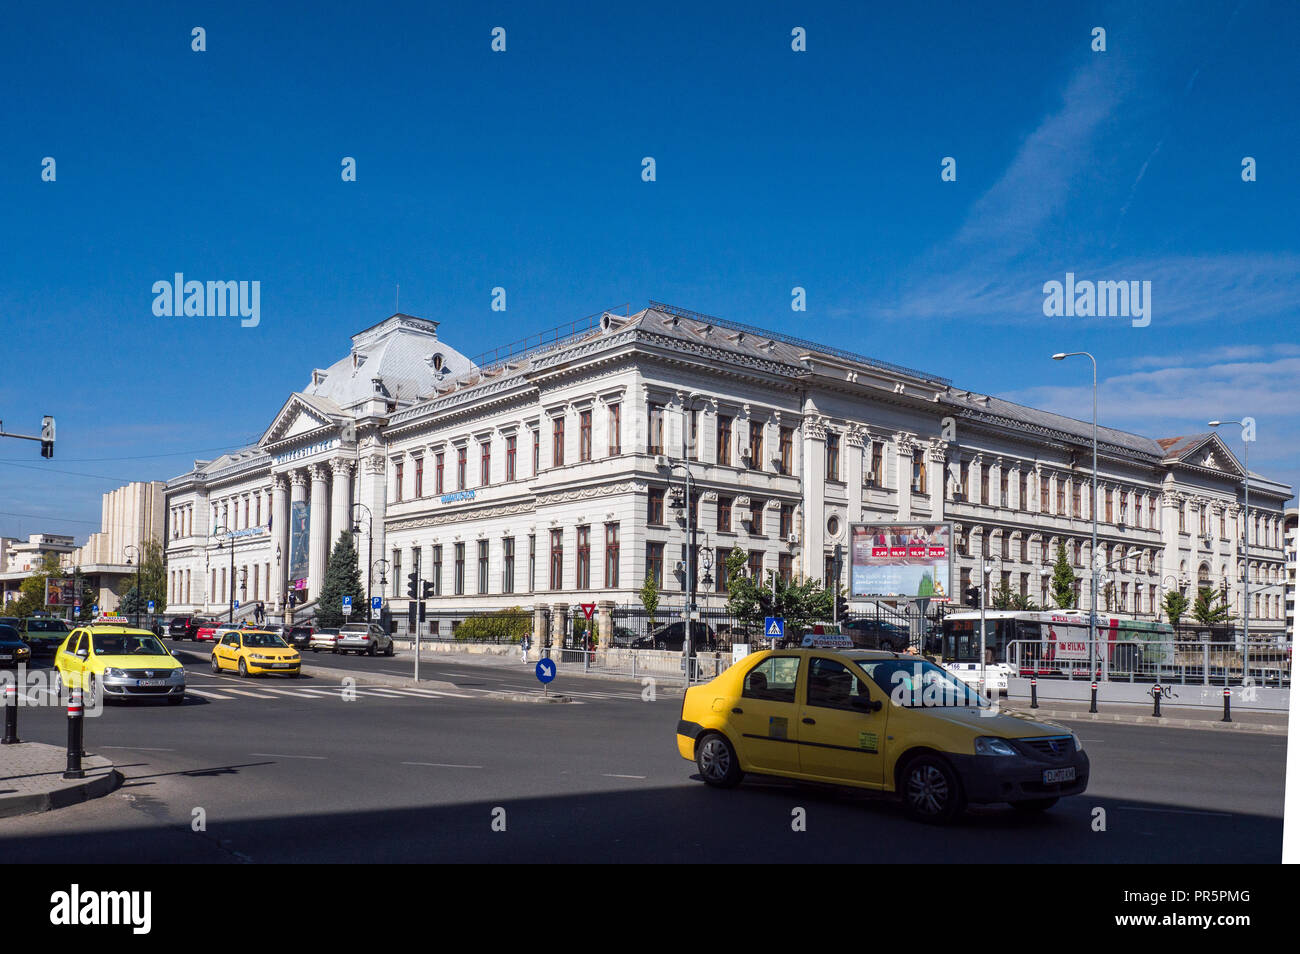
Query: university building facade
163 303 1293 644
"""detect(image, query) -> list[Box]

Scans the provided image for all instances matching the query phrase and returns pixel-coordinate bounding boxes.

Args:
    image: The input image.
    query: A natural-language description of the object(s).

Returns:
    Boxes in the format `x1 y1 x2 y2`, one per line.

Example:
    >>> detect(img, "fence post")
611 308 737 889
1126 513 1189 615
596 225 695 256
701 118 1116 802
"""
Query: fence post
1151 684 1162 718
1089 682 1098 714
1202 642 1209 686
1221 687 1231 723
63 688 85 779
1030 677 1038 709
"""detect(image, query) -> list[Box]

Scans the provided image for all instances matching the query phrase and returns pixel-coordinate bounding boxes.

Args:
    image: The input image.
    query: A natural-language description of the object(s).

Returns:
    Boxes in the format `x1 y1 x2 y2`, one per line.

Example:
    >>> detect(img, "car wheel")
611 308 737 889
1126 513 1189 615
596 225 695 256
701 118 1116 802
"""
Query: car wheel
695 733 743 788
238 658 248 678
210 653 221 674
167 694 184 706
1010 797 1059 813
85 674 101 709
311 647 318 653
367 642 377 656
385 641 395 657
900 754 965 824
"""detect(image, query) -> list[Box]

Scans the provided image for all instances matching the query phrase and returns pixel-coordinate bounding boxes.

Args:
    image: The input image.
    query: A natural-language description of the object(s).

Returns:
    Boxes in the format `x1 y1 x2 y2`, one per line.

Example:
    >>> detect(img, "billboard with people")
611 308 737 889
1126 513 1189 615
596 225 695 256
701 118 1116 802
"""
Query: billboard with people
849 522 952 600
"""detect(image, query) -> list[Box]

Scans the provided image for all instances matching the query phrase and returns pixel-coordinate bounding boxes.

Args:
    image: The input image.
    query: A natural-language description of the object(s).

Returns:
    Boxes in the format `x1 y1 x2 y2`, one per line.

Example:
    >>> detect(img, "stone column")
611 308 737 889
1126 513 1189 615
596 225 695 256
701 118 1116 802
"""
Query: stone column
550 602 569 654
358 450 388 598
800 416 826 581
894 433 914 521
597 599 615 653
271 474 289 611
330 459 354 557
928 440 948 521
308 464 330 599
532 605 549 660
845 427 865 524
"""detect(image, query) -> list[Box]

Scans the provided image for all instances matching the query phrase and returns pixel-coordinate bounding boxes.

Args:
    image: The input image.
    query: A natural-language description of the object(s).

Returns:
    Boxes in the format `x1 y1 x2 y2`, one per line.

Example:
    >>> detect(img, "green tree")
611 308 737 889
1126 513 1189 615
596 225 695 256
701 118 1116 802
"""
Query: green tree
456 607 531 642
1162 589 1190 626
1191 587 1233 626
316 532 365 627
722 546 835 640
1049 542 1077 609
723 546 759 627
990 578 1016 610
119 539 168 617
639 571 660 631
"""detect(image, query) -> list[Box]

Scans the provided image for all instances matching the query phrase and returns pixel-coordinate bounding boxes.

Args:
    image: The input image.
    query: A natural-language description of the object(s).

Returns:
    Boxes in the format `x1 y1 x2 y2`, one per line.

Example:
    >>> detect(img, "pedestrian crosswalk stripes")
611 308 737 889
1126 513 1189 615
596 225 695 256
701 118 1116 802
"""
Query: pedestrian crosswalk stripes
180 682 483 703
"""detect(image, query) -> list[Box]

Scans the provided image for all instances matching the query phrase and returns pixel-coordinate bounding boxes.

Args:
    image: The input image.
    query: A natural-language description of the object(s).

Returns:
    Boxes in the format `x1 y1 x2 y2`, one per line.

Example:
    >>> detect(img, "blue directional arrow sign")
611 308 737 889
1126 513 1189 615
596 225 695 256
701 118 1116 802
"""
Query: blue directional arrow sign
764 617 785 639
535 659 556 684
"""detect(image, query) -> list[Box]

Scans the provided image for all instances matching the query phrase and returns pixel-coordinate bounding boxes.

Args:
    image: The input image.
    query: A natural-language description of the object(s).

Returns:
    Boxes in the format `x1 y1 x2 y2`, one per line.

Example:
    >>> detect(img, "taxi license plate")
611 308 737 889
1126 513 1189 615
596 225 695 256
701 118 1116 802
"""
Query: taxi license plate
1043 767 1076 784
136 679 169 687
0 654 12 661
271 663 295 669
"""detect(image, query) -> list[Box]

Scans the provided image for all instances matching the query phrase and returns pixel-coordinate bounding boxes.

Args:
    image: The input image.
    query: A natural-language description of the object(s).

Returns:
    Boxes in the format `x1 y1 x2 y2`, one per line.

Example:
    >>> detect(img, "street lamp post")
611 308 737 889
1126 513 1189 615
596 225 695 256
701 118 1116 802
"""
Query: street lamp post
352 503 373 623
1053 351 1099 680
1209 420 1251 676
123 544 141 628
211 525 235 623
371 558 390 625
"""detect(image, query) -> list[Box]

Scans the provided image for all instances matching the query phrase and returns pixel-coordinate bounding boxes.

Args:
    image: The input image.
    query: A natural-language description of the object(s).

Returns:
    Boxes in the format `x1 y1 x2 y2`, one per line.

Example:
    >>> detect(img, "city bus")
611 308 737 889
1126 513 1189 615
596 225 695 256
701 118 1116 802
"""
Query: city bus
939 610 1175 685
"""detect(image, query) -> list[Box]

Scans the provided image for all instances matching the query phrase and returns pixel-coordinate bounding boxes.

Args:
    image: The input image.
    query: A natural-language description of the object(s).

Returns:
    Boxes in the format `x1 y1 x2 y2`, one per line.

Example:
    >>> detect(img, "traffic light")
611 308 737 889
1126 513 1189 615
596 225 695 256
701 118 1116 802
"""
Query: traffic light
421 580 434 599
40 416 55 458
964 586 980 608
406 572 419 599
418 601 427 622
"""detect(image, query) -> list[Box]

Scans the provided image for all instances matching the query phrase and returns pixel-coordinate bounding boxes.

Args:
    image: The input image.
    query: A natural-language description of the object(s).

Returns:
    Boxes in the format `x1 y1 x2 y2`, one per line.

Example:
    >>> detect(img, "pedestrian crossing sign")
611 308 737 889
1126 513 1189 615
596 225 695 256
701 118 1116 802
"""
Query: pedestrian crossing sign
764 617 785 638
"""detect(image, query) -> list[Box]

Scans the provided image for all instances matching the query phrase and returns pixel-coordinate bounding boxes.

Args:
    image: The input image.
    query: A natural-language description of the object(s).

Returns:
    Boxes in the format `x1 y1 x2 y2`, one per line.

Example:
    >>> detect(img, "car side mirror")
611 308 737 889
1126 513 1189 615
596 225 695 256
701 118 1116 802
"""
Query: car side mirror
76 649 89 659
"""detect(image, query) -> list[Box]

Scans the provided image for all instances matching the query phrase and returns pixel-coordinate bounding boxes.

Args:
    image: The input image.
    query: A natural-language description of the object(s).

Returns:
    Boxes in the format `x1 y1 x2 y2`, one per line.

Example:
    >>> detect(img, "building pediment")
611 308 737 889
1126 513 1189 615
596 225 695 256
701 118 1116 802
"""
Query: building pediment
260 393 347 449
1159 433 1246 478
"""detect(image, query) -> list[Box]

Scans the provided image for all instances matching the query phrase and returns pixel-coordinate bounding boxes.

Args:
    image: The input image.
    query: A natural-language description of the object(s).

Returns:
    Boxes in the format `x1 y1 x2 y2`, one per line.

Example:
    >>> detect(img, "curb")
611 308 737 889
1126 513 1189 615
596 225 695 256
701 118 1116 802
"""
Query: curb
0 754 123 819
1004 706 1288 736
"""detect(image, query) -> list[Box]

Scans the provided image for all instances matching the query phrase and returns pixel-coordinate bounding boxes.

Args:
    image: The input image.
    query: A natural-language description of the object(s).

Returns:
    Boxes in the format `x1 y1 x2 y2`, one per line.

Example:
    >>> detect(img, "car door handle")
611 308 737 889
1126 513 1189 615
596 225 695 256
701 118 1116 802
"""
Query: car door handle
802 717 816 725
731 707 743 714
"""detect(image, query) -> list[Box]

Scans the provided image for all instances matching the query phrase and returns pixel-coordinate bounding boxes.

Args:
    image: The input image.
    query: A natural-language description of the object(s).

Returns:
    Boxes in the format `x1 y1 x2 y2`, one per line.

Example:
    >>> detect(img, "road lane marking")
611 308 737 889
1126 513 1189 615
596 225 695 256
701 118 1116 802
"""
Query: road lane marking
185 687 235 699
219 688 280 699
401 761 483 769
100 745 176 751
1119 806 1233 817
250 753 328 759
602 774 647 779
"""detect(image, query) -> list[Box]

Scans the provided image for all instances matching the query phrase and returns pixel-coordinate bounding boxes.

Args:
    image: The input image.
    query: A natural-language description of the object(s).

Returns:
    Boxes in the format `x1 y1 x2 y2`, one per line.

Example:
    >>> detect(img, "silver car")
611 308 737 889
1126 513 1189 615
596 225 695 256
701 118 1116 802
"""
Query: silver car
334 622 394 656
309 627 340 652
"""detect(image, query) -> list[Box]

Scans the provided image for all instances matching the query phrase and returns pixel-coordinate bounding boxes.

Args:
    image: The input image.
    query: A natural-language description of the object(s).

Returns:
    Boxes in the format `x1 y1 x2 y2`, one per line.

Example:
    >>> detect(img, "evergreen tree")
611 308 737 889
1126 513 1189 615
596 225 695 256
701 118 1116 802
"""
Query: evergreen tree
316 532 365 627
1191 586 1232 625
1050 541 1077 609
639 571 660 631
1162 589 1190 626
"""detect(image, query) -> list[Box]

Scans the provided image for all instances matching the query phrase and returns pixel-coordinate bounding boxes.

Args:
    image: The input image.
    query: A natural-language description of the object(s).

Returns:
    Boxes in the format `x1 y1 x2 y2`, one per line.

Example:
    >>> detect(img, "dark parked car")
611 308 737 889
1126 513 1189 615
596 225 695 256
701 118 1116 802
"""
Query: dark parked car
18 617 74 655
284 625 315 649
630 621 719 653
841 618 912 652
169 616 206 639
0 624 32 668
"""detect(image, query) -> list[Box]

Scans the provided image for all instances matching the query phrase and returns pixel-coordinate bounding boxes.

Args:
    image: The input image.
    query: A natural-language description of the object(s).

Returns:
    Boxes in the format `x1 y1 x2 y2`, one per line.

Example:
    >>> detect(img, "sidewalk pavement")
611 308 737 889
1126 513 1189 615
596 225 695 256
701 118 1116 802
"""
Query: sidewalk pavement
1003 697 1288 735
0 742 121 818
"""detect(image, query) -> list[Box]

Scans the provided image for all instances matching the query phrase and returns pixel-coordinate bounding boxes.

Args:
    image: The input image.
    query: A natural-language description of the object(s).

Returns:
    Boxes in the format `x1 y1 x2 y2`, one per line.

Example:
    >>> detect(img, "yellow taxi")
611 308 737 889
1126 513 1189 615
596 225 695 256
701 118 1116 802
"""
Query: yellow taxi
54 620 186 705
210 628 301 678
676 647 1088 823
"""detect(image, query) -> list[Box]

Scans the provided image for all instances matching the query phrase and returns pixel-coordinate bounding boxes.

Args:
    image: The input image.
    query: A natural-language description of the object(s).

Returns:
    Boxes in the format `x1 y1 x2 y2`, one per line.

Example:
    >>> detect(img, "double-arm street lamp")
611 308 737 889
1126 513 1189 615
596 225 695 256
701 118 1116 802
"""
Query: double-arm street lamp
211 525 236 623
371 558 390 623
123 544 142 628
1209 420 1252 670
1052 351 1100 679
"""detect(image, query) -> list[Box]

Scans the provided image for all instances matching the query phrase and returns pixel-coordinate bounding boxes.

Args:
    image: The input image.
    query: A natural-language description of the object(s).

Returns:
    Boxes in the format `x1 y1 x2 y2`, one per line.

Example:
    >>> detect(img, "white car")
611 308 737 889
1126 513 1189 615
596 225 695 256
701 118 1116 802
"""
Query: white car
309 627 340 652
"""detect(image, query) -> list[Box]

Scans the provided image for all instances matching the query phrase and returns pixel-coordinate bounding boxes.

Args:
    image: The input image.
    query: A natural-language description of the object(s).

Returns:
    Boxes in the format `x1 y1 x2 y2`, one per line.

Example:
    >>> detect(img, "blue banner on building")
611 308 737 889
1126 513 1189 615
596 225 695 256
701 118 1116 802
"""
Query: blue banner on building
290 500 310 584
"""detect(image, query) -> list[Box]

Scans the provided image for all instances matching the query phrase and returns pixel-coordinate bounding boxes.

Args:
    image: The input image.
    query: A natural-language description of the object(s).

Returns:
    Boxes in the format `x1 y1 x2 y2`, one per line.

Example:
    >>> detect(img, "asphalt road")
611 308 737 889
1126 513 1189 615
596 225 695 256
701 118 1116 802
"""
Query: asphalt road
0 651 1284 863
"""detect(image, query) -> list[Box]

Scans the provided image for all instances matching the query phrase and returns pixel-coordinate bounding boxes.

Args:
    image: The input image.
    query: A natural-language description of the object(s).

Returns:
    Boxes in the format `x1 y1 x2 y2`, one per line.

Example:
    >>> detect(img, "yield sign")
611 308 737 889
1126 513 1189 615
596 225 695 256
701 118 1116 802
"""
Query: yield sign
579 603 596 620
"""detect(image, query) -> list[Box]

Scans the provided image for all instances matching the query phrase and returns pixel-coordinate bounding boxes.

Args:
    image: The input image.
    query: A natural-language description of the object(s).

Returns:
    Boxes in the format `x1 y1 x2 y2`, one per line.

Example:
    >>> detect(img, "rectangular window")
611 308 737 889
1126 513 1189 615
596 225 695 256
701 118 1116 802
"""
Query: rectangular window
749 422 764 471
1000 471 1009 507
1056 482 1065 515
1179 505 1186 533
1219 512 1226 538
549 529 564 590
431 546 441 596
1042 478 1051 513
394 461 404 502
717 496 732 532
453 543 465 596
528 535 536 594
1072 484 1081 518
871 441 884 486
392 550 402 596
532 429 540 474
717 415 733 465
750 498 765 536
477 540 489 594
502 538 515 594
435 452 444 495
747 550 763 582
779 427 793 475
579 410 592 462
457 447 467 489
505 435 516 482
826 433 840 481
604 523 619 587
646 542 664 587
608 403 622 455
687 410 699 460
779 553 793 584
980 469 989 505
1019 473 1028 511
715 547 729 593
481 440 491 485
414 457 424 498
1107 493 1114 524
912 458 927 494
255 495 261 526
576 525 591 589
648 404 665 455
780 504 793 539
648 488 665 525
552 416 565 467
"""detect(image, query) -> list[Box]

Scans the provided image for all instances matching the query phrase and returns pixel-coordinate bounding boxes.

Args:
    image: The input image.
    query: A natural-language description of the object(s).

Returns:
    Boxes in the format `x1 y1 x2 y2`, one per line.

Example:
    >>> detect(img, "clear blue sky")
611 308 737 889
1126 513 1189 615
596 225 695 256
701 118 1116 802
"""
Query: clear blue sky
1 0 1296 541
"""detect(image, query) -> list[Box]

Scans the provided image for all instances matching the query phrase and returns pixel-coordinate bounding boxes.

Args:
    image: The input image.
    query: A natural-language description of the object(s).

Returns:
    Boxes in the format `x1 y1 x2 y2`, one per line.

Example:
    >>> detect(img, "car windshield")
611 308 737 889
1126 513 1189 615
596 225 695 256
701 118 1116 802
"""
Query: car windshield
27 619 70 633
243 633 289 648
0 625 21 641
92 634 168 656
853 657 987 708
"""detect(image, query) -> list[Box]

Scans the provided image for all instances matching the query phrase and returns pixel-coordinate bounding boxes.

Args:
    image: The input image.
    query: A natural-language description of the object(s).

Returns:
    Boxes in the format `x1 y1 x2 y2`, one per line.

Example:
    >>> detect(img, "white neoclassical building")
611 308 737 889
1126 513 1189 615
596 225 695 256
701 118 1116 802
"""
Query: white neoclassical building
164 303 1293 645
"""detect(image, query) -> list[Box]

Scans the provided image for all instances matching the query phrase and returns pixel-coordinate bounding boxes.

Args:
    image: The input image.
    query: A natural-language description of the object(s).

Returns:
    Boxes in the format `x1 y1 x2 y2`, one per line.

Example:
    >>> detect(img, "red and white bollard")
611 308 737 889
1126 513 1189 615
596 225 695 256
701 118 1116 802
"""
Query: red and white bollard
63 688 84 779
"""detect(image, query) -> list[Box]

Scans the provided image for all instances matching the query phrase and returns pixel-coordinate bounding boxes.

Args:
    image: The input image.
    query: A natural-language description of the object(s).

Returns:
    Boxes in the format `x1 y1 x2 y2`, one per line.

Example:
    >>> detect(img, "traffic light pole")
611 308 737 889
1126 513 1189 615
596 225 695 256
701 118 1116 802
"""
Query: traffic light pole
0 416 55 457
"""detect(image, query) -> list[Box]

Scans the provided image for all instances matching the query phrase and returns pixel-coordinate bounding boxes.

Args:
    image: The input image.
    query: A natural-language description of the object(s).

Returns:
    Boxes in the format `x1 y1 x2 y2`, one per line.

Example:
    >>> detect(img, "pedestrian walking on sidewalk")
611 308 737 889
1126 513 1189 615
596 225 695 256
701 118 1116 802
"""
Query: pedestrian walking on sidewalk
520 634 530 664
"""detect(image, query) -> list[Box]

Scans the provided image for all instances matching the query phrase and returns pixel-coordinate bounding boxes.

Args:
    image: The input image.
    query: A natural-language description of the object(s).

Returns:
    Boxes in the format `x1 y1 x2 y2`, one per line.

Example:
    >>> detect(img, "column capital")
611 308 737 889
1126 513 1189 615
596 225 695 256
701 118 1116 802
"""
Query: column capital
331 458 354 478
290 469 309 488
364 453 386 475
273 473 289 491
309 463 330 482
